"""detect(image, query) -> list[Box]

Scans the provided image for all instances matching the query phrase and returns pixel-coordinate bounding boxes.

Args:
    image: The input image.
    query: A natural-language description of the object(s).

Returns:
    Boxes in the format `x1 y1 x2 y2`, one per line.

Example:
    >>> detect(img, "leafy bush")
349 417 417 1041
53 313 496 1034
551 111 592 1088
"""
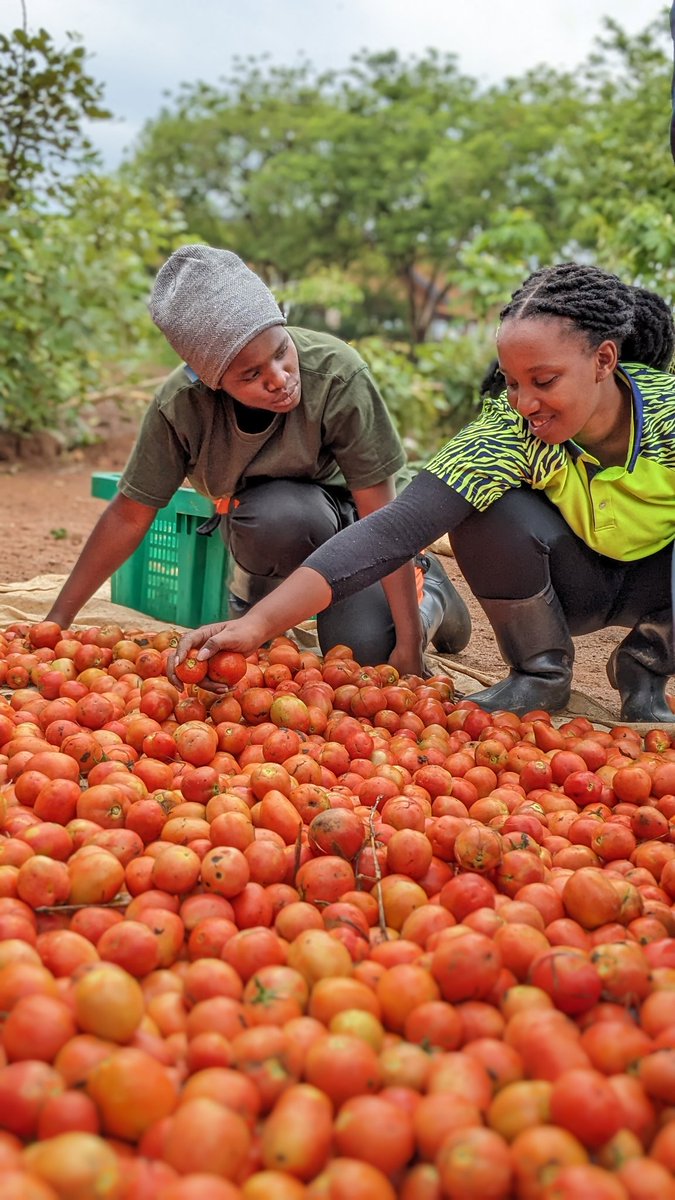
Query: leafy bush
0 22 187 443
0 24 109 205
355 327 496 465
0 178 183 439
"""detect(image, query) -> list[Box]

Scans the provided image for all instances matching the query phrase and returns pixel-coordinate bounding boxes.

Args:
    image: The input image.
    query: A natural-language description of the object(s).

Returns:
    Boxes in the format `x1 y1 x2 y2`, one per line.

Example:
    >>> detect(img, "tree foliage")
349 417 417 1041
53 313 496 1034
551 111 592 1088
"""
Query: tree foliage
127 13 674 347
354 327 495 463
0 179 184 437
0 12 185 439
0 18 110 204
128 49 583 343
0 9 672 444
550 15 675 303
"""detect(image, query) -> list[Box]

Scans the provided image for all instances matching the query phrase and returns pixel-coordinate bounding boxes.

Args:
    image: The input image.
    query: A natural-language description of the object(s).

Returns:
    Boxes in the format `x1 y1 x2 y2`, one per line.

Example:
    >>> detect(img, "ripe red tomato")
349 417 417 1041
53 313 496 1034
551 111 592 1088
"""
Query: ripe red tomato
207 651 248 686
174 655 209 685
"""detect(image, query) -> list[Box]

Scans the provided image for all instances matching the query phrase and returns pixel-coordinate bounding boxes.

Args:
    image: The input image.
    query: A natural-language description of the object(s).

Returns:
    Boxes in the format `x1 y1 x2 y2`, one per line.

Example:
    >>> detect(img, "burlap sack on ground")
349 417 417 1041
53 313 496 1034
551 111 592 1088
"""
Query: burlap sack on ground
0 575 186 632
427 534 453 557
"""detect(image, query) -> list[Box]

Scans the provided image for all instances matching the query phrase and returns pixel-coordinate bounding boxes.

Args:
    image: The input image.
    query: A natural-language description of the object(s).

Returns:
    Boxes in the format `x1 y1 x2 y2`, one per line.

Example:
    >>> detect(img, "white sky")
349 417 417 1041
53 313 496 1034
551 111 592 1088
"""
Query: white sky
6 0 668 167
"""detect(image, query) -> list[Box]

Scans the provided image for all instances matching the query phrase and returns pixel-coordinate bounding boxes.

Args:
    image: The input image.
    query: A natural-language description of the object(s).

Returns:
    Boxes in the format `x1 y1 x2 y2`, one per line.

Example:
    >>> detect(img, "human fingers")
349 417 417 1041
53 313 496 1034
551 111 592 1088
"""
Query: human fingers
194 618 262 660
389 643 424 678
167 623 227 687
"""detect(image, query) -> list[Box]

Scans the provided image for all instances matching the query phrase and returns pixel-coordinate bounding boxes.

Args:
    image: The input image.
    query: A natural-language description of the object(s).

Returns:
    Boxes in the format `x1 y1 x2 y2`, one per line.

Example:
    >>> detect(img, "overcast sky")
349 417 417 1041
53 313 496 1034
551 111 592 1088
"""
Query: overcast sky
7 0 667 168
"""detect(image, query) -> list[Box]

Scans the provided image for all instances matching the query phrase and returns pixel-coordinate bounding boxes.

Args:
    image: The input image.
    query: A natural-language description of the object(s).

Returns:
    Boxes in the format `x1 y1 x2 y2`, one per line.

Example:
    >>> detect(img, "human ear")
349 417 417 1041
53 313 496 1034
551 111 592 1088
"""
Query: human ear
595 339 619 380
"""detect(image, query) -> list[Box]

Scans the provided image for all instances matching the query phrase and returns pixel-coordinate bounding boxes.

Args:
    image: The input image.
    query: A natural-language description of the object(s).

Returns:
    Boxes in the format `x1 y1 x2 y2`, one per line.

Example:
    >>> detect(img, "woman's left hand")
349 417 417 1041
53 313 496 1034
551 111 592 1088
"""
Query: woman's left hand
389 638 424 679
167 613 267 689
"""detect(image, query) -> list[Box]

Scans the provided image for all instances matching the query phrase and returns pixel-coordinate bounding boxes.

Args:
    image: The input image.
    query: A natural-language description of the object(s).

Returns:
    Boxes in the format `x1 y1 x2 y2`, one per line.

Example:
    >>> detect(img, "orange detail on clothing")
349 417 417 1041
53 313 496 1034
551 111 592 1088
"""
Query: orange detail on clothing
415 565 425 606
215 497 240 514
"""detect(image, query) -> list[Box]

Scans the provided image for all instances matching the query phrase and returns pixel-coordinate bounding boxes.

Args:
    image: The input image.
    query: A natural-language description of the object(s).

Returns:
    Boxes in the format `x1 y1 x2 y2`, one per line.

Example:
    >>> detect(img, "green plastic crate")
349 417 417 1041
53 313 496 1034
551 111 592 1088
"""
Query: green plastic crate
91 473 229 627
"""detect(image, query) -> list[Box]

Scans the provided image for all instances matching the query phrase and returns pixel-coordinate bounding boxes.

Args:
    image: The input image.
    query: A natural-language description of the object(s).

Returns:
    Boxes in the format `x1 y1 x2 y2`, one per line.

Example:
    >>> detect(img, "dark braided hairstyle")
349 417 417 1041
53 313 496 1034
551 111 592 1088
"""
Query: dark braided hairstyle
499 263 675 372
479 359 505 399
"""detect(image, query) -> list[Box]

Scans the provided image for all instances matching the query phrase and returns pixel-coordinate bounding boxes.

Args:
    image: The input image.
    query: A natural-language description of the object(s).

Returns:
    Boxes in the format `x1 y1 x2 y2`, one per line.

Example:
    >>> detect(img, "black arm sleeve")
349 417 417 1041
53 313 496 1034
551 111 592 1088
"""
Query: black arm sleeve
304 469 474 602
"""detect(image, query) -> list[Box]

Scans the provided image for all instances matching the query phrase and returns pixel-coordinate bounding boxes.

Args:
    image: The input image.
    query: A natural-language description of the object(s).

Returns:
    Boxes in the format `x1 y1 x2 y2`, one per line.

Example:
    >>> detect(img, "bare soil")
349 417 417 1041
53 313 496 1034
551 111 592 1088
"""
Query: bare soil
0 398 142 576
0 398 632 720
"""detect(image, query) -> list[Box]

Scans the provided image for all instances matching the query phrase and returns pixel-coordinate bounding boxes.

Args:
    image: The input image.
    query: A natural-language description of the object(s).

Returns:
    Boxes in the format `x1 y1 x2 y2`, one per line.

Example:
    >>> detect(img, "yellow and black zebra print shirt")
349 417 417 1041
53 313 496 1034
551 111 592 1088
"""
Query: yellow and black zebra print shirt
425 363 675 563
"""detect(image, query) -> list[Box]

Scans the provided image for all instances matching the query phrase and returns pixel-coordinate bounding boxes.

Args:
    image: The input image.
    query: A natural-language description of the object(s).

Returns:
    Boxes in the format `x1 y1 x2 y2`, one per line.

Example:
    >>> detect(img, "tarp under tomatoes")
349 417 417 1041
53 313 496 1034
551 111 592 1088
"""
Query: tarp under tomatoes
0 575 179 633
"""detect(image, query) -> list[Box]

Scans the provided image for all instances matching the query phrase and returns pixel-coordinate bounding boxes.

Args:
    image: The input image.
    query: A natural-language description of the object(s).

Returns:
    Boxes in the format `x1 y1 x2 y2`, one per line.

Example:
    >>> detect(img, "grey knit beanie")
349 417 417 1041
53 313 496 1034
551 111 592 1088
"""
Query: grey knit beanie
149 244 286 390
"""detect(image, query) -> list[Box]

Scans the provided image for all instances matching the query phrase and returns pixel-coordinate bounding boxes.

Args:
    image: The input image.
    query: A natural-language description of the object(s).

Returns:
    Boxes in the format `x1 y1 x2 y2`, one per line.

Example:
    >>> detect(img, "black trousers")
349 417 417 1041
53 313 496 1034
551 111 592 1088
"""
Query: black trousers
450 488 672 636
221 478 395 663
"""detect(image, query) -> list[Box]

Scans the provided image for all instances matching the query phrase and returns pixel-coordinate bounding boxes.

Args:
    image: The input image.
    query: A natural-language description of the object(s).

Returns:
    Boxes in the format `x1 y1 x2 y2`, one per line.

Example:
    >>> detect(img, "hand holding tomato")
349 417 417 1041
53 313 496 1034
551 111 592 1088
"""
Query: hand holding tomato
168 566 333 691
168 614 267 692
389 637 425 679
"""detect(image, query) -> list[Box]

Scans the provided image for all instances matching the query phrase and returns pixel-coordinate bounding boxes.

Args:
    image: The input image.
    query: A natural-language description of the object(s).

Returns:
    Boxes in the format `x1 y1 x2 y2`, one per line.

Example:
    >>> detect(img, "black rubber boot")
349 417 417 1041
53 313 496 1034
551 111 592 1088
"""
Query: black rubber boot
418 552 472 655
606 612 675 722
466 583 574 715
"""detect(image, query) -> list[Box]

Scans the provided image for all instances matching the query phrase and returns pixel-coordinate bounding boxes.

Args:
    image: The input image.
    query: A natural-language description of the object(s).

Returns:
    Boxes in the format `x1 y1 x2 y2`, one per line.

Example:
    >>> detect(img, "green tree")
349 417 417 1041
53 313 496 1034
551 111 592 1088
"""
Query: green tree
129 48 586 345
550 13 674 295
355 326 495 462
452 208 552 320
0 8 110 204
0 9 185 440
0 178 183 437
126 59 337 273
320 52 582 343
128 13 674 347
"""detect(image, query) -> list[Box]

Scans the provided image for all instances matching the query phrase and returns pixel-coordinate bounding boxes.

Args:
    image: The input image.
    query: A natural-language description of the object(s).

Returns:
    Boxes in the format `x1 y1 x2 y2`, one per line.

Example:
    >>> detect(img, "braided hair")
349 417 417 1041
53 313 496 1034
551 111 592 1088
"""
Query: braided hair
479 359 505 399
499 263 675 372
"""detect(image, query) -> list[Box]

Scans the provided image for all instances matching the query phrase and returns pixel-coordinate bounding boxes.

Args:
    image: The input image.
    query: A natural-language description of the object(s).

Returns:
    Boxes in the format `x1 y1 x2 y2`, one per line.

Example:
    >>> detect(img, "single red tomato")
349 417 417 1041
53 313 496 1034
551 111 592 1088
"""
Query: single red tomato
208 651 248 686
175 656 209 685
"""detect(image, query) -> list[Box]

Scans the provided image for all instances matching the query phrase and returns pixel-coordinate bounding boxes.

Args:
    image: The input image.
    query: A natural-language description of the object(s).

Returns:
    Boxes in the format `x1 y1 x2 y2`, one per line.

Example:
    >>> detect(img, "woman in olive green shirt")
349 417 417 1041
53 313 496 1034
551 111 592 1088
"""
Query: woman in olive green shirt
48 245 470 671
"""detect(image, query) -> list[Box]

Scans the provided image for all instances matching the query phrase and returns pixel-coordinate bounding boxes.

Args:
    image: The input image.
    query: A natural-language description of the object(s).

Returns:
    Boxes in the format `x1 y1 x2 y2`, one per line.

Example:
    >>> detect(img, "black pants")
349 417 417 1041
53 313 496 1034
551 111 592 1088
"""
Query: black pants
222 478 395 662
450 488 672 635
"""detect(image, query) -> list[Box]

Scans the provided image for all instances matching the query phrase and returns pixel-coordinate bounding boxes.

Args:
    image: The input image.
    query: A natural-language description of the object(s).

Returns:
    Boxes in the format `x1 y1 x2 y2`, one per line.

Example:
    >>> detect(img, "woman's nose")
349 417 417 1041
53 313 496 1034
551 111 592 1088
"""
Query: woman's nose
265 363 286 390
514 388 539 417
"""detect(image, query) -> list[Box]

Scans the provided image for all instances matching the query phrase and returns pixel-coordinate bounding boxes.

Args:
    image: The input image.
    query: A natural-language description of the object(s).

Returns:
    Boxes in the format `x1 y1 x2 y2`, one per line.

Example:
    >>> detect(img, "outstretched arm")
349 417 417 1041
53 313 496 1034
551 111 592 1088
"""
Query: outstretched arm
169 476 426 684
46 493 158 628
169 471 474 684
168 566 332 688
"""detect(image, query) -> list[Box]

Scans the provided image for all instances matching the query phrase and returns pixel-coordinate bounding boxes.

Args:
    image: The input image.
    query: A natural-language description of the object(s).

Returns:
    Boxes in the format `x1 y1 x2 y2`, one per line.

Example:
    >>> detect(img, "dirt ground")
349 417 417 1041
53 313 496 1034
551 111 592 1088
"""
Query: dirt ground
0 398 636 722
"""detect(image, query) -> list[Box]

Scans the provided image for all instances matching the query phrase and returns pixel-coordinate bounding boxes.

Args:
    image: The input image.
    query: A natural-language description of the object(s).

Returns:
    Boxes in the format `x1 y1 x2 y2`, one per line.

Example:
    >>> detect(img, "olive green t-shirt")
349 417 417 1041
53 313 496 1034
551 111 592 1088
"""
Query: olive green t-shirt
120 328 409 508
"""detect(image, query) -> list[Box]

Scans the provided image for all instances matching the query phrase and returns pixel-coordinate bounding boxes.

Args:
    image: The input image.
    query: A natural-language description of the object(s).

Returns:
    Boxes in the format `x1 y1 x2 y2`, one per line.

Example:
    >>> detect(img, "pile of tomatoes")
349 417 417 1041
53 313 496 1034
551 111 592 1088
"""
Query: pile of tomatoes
0 617 674 1200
